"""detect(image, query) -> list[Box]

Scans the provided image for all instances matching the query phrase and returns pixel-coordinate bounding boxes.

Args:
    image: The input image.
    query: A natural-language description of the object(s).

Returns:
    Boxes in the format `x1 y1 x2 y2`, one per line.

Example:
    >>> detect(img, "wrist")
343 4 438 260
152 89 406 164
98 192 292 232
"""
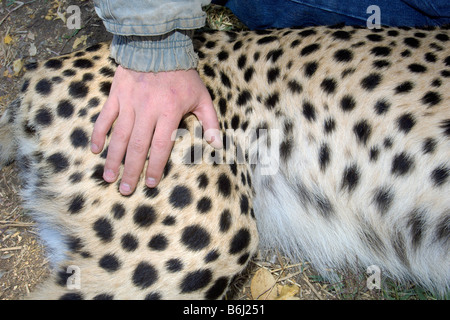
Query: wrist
110 30 198 73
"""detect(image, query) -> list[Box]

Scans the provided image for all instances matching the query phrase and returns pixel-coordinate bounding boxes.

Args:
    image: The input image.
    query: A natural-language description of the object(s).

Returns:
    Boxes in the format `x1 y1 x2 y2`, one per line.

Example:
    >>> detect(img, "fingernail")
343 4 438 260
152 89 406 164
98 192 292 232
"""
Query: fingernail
120 182 131 193
146 177 156 188
103 169 116 182
205 129 223 149
91 143 100 153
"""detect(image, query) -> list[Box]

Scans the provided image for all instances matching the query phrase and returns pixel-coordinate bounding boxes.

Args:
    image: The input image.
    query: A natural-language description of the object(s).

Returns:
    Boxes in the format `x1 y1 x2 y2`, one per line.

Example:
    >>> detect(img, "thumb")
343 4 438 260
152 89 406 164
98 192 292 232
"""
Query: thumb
193 100 223 149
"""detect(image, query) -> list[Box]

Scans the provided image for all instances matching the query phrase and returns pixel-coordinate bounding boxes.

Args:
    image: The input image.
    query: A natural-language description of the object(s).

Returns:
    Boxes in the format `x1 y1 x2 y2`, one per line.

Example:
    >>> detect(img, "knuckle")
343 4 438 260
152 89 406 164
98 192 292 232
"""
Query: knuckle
112 128 129 144
128 139 148 155
151 138 170 151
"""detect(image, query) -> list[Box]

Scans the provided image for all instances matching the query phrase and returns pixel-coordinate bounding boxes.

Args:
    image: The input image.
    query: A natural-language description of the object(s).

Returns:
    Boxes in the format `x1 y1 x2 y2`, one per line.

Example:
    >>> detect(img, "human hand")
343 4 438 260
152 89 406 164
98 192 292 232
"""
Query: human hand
91 66 221 195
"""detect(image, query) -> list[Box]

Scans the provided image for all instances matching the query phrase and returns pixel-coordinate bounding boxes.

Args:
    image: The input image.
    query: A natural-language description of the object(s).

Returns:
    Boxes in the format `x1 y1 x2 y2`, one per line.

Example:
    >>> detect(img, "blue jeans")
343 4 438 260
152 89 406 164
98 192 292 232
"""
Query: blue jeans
213 0 450 29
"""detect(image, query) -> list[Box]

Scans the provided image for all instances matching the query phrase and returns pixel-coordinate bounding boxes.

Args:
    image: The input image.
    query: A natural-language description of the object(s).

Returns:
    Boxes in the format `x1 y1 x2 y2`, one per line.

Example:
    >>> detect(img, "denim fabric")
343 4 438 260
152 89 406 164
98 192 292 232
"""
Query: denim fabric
220 0 450 29
94 0 211 72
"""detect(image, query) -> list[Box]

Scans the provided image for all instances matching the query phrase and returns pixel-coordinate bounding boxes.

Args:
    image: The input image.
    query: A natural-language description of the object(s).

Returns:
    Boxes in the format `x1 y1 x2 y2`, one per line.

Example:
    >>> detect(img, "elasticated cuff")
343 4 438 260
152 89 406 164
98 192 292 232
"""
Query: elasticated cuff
109 30 198 72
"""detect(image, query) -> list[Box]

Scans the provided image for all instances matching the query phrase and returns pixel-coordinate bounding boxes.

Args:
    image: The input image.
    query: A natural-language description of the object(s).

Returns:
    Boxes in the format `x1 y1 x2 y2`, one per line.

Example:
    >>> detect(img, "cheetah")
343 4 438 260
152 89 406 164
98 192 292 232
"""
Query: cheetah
0 25 449 299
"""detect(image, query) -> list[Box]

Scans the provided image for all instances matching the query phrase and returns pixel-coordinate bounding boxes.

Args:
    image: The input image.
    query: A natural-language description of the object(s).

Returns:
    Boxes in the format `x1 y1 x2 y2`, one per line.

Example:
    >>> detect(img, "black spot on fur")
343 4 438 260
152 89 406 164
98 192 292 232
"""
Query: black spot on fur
319 143 330 171
431 166 449 187
68 194 85 214
181 225 211 251
244 67 255 82
267 67 280 84
73 58 93 69
121 233 138 252
320 77 337 94
421 91 441 107
111 203 125 219
205 277 229 299
203 64 216 78
394 81 414 94
341 164 360 192
436 33 449 42
236 90 252 106
360 73 382 91
372 59 390 69
166 259 183 273
366 34 383 42
85 43 102 52
90 164 109 187
280 139 293 162
35 107 53 126
44 59 63 70
220 72 231 88
219 209 232 232
374 99 390 115
422 138 437 154
217 174 231 197
132 262 158 289
397 113 416 133
440 119 450 137
302 101 316 122
287 79 302 94
373 187 394 215
340 95 356 112
93 217 113 242
304 61 318 77
100 67 115 77
100 81 112 96
266 49 284 63
353 120 372 144
169 185 192 209
334 49 353 62
60 293 83 300
180 269 212 293
217 50 229 61
197 197 212 214
264 92 279 110
404 37 420 48
133 205 157 228
35 79 52 95
68 81 89 98
70 128 89 148
369 146 380 162
300 43 320 56
148 234 168 251
257 36 278 44
197 173 209 189
240 195 249 215
229 229 251 254
56 100 74 118
99 254 121 272
391 152 414 176
324 118 336 134
370 46 391 57
46 152 69 173
332 30 351 40
424 52 437 63
408 63 427 73
408 209 426 249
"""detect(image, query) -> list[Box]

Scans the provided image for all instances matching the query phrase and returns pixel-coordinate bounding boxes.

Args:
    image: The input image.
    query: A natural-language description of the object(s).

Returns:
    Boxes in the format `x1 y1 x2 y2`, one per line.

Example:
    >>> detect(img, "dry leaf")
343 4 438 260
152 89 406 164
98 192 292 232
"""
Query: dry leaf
13 59 23 76
72 35 88 50
4 35 13 44
276 284 300 300
250 268 278 300
29 43 37 56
